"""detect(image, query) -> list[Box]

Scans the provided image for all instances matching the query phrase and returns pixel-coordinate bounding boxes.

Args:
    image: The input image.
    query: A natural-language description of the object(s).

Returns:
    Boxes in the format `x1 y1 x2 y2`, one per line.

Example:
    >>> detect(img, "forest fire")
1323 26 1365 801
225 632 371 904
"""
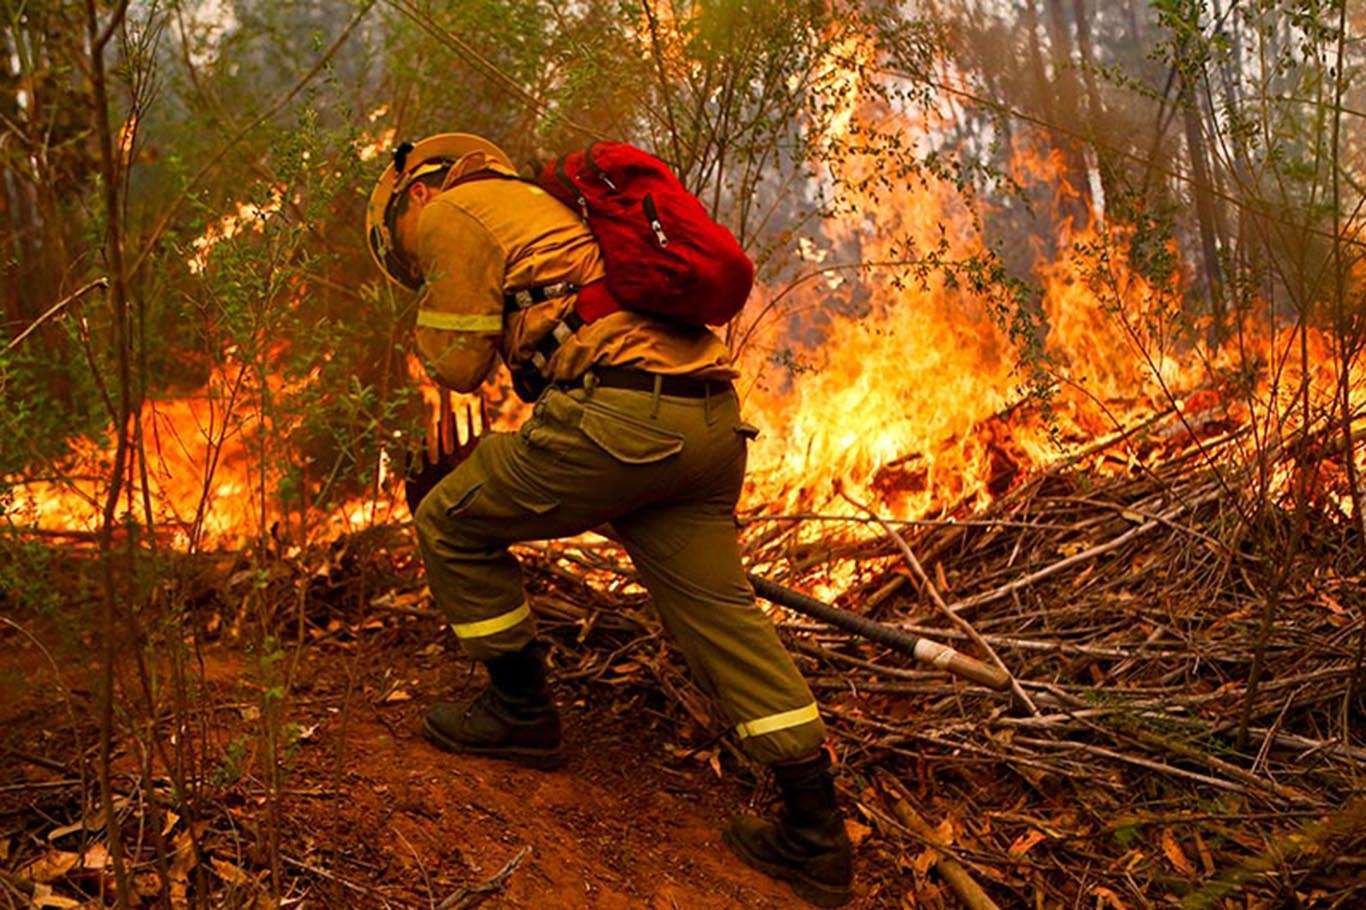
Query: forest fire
6 356 401 549
5 40 1361 552
7 5 1365 909
4 138 1359 549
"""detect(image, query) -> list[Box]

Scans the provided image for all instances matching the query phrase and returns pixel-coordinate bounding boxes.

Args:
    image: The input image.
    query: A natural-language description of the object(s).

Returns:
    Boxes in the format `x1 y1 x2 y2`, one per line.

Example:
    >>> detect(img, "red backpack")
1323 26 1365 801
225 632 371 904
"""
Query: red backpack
533 142 754 327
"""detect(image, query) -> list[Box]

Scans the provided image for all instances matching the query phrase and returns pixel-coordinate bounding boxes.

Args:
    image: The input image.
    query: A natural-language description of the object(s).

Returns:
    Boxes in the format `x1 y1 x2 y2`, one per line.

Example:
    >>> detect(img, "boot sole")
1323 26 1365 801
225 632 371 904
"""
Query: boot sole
722 828 853 908
422 717 565 770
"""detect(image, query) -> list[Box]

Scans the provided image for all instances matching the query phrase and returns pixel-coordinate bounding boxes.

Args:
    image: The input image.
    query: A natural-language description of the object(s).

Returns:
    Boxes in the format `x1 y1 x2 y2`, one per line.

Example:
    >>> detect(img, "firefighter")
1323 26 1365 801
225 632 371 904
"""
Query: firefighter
366 133 852 907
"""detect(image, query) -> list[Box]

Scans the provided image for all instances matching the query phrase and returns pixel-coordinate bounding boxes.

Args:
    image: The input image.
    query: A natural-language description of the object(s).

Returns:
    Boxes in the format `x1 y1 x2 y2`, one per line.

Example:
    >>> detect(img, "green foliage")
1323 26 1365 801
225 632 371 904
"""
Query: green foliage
0 534 64 615
0 327 110 477
1112 824 1140 847
213 734 252 787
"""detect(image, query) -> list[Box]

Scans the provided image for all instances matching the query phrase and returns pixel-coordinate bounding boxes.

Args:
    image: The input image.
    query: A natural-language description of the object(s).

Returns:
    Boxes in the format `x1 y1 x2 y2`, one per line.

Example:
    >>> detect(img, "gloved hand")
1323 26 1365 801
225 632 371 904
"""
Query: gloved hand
510 367 548 404
405 390 486 516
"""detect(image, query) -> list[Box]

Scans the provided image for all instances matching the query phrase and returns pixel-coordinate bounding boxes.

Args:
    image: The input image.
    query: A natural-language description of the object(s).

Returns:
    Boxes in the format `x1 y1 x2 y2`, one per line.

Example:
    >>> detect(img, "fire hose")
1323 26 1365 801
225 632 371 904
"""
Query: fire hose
747 574 1011 691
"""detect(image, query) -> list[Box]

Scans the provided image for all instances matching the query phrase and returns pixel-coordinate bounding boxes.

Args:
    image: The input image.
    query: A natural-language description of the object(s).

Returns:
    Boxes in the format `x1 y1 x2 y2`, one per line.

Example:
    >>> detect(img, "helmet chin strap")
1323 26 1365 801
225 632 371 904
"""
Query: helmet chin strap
383 160 454 290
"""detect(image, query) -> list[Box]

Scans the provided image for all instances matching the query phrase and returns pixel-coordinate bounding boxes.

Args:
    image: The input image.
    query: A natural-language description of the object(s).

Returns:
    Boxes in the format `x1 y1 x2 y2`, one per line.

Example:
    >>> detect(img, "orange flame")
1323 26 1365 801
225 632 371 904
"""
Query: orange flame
7 57 1363 551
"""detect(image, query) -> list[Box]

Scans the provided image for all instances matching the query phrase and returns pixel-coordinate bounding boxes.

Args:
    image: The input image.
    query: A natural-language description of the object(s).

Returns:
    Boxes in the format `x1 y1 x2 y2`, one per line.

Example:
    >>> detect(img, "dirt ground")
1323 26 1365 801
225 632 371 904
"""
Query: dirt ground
1 599 899 909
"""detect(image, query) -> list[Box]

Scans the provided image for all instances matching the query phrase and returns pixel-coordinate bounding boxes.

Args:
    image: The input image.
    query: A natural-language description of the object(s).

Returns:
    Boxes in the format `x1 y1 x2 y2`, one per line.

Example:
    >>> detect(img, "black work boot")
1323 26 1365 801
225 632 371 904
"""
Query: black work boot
422 641 563 770
723 750 853 907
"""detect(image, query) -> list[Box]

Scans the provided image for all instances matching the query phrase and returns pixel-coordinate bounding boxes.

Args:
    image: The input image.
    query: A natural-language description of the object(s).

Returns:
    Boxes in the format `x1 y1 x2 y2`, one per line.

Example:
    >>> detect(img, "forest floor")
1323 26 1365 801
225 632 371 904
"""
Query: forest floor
1 578 897 909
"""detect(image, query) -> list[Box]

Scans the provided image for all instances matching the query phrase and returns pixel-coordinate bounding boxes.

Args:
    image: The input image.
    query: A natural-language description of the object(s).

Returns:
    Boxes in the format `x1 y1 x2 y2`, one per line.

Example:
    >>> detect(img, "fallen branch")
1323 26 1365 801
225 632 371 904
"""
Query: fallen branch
878 775 1005 910
939 484 1223 617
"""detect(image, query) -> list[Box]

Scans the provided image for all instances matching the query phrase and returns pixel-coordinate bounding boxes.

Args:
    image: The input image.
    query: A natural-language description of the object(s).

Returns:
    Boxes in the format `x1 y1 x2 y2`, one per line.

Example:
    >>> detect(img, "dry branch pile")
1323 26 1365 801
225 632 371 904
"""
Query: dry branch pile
508 407 1366 908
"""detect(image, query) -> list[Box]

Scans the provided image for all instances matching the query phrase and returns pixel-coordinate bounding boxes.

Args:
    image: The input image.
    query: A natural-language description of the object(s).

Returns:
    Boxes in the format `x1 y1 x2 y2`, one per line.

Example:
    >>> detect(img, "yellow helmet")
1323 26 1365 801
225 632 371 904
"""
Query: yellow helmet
365 132 515 290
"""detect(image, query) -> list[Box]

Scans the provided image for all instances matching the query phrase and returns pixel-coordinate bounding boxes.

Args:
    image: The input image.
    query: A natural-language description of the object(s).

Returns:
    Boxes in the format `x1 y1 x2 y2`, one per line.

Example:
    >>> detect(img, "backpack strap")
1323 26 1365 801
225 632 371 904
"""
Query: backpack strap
505 281 579 311
428 165 620 379
503 280 621 376
554 155 590 219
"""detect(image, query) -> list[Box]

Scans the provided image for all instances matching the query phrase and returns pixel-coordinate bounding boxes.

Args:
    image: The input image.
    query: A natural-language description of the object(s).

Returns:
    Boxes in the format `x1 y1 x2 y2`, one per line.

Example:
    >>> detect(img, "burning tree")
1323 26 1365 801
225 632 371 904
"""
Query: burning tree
1 1 1363 908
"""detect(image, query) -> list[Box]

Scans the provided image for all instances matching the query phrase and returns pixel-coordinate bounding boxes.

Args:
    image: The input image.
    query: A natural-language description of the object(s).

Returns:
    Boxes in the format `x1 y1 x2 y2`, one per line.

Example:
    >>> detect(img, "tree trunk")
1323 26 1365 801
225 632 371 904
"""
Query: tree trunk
1022 1 1056 127
1042 0 1091 225
1181 82 1226 338
1070 0 1105 125
1071 0 1108 225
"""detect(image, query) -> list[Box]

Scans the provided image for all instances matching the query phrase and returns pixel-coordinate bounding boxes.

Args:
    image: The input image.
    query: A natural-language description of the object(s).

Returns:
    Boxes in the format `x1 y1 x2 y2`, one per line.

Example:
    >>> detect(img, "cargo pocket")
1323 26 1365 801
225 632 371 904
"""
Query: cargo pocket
518 387 584 453
444 482 485 519
580 405 685 465
443 478 558 523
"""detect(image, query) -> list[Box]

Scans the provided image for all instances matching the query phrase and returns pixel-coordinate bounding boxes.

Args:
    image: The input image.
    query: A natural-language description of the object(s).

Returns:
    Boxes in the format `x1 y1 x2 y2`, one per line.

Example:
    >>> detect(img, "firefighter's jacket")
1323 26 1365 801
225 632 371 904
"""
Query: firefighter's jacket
411 164 737 393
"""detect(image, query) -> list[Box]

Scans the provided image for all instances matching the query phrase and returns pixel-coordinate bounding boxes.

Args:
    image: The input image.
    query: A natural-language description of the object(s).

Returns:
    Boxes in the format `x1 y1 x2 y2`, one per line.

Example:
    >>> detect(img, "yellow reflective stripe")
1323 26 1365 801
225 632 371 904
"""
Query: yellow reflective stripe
417 310 503 333
735 703 821 739
450 603 532 639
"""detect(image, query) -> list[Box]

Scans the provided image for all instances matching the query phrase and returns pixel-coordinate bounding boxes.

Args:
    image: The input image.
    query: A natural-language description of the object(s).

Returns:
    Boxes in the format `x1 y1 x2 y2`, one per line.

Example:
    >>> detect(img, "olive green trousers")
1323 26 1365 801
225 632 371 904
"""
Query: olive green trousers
413 379 825 763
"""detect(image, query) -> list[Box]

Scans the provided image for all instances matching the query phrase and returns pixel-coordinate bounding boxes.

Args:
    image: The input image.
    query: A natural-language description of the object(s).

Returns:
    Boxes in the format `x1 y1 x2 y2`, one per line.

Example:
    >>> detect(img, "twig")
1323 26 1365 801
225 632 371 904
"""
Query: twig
941 485 1222 617
437 846 531 910
3 278 108 354
281 854 404 907
1012 736 1259 796
838 486 1037 714
392 826 436 910
0 779 84 793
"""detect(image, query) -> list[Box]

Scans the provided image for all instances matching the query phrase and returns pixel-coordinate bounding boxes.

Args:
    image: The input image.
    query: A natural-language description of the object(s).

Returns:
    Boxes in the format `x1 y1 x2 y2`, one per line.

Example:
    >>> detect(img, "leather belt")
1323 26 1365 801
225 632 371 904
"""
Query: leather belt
560 366 732 399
